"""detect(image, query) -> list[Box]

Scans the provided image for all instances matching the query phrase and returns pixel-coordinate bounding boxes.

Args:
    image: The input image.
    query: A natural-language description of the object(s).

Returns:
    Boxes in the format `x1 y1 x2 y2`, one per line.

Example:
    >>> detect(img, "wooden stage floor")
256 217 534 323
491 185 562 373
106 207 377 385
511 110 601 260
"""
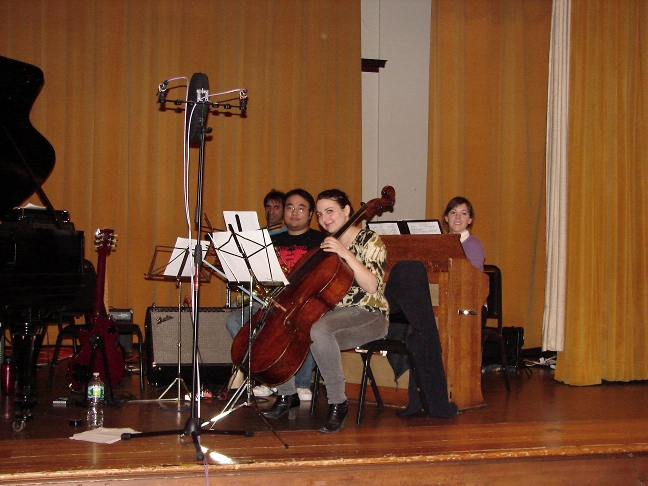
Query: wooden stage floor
1 353 648 485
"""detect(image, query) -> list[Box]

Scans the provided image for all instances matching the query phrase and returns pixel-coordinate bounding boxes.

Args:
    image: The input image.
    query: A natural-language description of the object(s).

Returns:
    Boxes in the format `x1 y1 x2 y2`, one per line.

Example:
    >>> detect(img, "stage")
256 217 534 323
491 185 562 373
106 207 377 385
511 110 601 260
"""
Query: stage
1 354 648 485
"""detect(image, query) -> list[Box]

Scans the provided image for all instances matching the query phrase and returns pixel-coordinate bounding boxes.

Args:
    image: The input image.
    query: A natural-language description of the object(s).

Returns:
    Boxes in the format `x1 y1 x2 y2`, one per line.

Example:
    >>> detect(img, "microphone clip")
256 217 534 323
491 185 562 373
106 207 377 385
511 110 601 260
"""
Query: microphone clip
157 80 169 104
196 88 209 103
239 89 248 111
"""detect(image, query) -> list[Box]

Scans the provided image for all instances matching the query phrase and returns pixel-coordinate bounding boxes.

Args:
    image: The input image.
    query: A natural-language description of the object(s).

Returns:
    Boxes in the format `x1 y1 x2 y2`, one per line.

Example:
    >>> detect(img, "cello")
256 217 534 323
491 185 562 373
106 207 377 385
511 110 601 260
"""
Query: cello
231 186 395 386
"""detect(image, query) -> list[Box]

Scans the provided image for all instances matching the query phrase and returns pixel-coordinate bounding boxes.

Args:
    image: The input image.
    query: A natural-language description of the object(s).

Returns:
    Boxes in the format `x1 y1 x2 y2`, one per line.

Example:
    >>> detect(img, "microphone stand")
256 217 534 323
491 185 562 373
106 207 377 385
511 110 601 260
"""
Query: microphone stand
121 95 252 460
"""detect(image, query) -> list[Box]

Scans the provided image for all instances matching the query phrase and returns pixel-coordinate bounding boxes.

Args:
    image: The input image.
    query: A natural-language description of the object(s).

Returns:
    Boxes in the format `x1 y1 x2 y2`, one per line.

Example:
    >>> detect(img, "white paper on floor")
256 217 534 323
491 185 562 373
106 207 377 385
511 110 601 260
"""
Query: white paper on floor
70 427 139 444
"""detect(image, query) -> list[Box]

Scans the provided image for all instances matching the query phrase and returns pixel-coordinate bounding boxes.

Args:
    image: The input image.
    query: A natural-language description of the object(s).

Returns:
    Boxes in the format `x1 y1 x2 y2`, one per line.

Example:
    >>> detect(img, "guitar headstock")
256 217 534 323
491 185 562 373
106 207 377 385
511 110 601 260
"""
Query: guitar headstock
95 228 117 254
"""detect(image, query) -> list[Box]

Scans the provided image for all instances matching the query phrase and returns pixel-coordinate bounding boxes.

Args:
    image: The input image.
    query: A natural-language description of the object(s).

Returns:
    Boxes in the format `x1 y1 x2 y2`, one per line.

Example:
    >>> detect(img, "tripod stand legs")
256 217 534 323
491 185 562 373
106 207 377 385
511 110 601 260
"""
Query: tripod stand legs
157 279 191 403
201 366 290 449
120 411 254 463
157 374 190 402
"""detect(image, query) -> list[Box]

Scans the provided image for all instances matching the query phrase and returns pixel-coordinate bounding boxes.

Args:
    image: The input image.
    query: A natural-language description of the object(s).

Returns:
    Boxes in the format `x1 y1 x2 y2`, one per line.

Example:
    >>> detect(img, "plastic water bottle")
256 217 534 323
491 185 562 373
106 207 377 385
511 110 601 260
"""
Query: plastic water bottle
86 372 105 428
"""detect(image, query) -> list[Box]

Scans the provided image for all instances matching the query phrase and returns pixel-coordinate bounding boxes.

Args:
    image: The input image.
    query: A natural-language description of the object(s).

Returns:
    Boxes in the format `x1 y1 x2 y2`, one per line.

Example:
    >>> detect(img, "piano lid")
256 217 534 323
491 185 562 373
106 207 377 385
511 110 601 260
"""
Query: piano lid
0 55 56 215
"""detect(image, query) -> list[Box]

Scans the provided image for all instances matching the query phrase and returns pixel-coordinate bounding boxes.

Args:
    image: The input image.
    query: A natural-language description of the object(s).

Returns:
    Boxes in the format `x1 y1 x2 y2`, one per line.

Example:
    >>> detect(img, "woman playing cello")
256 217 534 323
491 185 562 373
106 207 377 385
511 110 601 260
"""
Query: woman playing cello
261 189 389 433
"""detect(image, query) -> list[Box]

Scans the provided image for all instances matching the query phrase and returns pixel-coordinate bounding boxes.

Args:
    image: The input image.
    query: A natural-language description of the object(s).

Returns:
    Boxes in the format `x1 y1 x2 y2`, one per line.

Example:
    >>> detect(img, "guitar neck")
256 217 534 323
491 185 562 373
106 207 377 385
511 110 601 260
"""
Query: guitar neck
93 229 115 320
94 253 108 319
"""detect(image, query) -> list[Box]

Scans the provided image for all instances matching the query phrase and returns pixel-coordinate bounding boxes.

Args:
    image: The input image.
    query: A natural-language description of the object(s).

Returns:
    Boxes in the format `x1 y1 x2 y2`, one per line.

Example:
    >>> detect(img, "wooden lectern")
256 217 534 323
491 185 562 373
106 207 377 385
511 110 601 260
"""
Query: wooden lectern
382 234 489 411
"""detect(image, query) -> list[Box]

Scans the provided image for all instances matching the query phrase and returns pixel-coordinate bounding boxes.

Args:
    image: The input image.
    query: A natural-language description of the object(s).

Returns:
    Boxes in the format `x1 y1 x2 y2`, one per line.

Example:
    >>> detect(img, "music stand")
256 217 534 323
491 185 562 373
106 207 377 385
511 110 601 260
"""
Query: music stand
143 238 210 405
203 225 288 440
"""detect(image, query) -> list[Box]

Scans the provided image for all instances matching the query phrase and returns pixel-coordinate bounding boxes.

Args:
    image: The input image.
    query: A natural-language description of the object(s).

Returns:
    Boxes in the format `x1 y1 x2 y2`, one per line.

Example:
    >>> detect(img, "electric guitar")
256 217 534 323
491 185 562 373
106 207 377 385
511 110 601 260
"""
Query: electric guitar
68 229 125 390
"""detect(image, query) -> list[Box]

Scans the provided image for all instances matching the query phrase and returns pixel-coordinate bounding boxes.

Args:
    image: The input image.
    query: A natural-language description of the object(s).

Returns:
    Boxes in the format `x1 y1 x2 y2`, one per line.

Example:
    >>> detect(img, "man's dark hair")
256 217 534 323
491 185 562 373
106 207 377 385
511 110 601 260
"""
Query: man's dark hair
284 188 316 212
264 189 286 206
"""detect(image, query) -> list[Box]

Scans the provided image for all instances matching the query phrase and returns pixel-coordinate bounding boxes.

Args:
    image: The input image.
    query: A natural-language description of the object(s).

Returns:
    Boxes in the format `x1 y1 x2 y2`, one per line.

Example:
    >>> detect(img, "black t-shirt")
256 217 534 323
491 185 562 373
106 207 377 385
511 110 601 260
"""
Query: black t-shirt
271 228 326 273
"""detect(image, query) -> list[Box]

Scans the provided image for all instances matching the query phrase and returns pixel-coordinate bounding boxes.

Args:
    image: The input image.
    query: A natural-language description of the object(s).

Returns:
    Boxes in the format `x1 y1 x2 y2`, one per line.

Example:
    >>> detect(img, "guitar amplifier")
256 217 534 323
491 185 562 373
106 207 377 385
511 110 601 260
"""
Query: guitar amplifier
109 308 134 356
108 308 133 322
145 306 234 386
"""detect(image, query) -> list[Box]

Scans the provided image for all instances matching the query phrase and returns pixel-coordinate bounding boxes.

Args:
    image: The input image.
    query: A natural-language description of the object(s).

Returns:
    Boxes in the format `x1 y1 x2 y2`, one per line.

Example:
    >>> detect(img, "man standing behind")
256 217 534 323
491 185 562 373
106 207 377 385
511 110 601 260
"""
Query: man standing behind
264 189 287 235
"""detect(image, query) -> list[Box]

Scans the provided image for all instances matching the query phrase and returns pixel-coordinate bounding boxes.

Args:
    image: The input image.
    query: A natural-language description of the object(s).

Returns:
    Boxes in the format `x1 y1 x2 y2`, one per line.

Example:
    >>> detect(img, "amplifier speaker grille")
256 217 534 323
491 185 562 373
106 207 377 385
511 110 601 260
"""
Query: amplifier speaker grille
145 307 234 367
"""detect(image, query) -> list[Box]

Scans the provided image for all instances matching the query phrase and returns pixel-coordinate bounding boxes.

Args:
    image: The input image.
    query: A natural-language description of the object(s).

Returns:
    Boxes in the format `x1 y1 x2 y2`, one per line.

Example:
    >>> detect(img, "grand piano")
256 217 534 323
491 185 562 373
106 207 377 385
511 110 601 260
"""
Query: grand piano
382 234 489 411
0 56 85 431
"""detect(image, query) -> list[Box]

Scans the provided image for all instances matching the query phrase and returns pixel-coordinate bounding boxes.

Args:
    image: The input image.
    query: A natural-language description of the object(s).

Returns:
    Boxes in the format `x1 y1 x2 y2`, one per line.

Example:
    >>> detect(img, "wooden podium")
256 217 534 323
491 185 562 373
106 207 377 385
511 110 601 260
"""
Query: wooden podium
382 234 489 411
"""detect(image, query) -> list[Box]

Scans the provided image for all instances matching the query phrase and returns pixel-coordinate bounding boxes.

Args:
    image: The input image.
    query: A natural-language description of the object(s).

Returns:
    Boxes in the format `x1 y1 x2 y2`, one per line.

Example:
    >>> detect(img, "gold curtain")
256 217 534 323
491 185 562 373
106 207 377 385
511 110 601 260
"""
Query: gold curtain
428 0 552 349
0 1 361 323
555 0 648 385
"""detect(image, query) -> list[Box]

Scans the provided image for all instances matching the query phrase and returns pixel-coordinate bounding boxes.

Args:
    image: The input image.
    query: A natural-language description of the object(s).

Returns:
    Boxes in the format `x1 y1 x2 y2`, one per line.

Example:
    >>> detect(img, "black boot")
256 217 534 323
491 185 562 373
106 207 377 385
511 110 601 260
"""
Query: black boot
319 401 348 433
261 393 300 420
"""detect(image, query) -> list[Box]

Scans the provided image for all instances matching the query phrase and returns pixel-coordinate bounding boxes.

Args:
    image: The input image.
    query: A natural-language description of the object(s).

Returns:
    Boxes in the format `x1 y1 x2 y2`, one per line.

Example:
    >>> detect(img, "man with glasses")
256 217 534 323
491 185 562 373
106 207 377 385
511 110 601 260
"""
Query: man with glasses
272 188 325 272
226 188 324 401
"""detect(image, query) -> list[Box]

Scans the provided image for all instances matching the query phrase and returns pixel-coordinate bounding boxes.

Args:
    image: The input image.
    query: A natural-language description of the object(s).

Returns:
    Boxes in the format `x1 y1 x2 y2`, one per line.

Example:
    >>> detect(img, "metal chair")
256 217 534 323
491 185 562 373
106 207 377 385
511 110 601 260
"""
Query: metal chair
309 334 429 425
46 260 96 389
481 264 510 392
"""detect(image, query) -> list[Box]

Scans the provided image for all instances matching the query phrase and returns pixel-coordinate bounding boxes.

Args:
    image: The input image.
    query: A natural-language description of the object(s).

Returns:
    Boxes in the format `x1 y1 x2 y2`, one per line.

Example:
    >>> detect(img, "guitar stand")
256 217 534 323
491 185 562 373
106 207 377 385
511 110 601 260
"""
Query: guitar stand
78 333 115 406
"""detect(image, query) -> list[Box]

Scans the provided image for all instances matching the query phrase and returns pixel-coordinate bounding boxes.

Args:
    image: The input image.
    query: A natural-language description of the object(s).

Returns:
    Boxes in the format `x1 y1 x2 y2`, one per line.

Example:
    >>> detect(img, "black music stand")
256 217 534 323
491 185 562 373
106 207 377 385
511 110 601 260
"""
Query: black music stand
202 225 289 447
139 239 210 405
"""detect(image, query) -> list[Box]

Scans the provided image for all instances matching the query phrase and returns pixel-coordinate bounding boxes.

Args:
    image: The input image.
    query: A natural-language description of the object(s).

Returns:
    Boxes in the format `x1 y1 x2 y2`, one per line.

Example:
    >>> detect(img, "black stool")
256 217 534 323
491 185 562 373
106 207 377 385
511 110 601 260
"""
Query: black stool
47 321 90 389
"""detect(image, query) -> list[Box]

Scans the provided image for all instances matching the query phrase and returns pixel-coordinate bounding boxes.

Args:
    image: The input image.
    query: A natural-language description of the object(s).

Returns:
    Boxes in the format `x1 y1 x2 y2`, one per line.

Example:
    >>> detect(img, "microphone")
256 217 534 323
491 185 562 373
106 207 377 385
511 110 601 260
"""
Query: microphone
186 72 210 141
157 80 168 104
239 89 247 111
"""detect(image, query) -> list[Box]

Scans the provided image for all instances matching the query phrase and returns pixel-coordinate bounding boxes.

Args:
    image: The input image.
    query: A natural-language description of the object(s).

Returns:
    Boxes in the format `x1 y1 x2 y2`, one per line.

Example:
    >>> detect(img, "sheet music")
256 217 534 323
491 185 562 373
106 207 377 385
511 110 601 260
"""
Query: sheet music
211 229 288 285
406 220 442 234
163 238 210 277
367 219 443 235
366 221 401 235
223 211 260 232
